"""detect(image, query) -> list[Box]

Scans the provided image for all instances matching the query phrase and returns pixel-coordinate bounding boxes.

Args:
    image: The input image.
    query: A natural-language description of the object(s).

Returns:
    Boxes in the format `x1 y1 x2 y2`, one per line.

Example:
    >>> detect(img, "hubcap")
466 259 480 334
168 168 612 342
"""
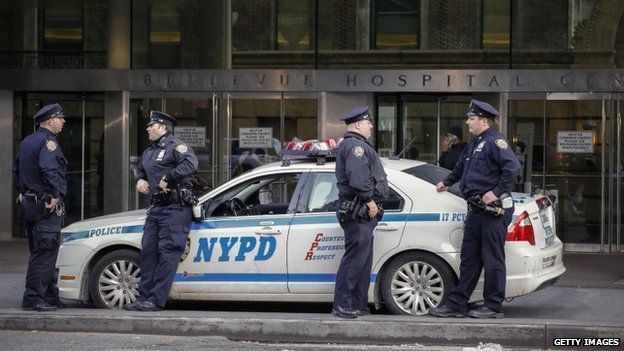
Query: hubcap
390 261 444 315
98 259 140 308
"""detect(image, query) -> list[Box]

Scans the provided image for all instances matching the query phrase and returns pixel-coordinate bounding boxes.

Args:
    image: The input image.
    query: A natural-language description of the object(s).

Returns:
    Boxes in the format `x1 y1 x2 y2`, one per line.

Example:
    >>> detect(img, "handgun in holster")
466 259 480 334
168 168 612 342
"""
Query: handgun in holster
41 194 52 218
467 194 505 217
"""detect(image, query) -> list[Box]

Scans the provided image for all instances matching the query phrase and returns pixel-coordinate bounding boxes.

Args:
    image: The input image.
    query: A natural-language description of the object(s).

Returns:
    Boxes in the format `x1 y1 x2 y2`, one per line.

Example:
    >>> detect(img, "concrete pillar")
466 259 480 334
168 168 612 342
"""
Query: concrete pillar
0 91 14 239
107 0 131 69
103 91 129 214
199 0 231 69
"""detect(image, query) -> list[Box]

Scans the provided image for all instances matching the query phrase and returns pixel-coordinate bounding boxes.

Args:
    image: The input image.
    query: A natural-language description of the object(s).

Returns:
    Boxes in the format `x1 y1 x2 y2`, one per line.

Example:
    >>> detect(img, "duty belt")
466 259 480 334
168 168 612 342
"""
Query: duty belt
150 188 197 206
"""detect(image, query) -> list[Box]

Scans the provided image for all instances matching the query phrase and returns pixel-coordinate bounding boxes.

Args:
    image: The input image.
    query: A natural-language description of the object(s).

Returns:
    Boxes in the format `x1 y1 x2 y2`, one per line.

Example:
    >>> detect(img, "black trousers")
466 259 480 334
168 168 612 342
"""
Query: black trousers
333 214 378 311
445 209 513 313
21 198 62 307
138 203 192 308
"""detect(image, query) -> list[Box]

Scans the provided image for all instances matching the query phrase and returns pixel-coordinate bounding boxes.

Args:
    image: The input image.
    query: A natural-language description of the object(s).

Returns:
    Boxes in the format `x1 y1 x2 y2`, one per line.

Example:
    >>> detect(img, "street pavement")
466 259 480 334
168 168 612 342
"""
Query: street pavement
0 238 622 350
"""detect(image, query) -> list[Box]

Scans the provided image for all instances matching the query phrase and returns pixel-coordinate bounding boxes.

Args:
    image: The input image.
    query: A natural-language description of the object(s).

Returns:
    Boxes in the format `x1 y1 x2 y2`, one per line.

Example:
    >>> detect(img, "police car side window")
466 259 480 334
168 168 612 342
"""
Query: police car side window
307 173 339 213
306 173 404 212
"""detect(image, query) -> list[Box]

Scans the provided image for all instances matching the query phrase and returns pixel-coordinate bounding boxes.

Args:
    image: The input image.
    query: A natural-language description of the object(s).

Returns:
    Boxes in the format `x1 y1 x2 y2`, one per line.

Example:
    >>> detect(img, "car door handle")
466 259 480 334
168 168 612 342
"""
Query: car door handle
255 227 282 235
376 223 399 231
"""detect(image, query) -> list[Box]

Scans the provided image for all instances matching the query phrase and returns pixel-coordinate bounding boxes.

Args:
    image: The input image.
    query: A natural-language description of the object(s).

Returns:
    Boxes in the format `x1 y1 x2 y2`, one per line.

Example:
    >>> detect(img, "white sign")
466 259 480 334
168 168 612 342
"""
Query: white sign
239 127 273 148
557 131 593 153
174 126 206 147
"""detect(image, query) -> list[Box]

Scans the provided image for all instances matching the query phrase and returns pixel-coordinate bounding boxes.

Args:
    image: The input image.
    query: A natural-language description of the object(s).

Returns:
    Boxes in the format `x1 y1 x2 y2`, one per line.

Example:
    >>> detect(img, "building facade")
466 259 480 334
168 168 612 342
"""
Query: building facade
1 0 623 253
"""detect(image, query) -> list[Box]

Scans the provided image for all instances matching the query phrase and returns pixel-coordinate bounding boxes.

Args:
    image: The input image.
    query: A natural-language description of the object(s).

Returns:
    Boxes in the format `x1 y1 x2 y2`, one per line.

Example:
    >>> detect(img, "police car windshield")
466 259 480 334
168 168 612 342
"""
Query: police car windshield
402 164 462 197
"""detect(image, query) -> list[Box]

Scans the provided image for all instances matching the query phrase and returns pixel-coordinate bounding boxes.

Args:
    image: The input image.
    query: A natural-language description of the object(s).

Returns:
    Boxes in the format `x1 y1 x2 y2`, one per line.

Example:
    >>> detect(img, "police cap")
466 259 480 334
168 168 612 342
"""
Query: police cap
467 99 499 120
147 110 177 127
34 103 64 123
340 106 373 125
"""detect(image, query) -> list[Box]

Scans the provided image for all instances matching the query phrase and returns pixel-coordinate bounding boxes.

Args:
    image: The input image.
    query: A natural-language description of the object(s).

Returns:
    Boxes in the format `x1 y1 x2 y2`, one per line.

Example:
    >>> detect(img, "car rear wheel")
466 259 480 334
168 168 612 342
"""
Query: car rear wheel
89 249 140 309
381 252 456 315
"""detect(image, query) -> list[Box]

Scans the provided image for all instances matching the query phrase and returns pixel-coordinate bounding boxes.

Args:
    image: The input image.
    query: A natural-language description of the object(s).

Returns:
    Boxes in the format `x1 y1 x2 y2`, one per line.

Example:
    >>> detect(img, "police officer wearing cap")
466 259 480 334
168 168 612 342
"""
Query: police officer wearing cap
332 106 389 319
438 126 467 170
429 100 520 319
123 111 198 312
13 103 68 312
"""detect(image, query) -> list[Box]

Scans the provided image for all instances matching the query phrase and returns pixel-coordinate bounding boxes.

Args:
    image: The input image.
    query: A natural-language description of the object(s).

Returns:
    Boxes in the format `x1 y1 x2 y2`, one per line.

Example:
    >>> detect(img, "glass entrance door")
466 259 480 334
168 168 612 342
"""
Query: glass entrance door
508 93 623 252
22 94 105 226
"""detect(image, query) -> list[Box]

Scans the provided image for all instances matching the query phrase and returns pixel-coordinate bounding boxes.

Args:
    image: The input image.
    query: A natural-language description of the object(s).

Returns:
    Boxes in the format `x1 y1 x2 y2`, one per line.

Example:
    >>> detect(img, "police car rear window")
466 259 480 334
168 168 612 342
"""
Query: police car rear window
402 164 462 197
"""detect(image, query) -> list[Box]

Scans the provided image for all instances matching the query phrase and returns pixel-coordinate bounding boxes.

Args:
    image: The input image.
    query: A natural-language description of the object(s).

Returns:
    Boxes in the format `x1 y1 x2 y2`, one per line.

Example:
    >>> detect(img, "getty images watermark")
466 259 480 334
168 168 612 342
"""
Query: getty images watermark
553 338 621 347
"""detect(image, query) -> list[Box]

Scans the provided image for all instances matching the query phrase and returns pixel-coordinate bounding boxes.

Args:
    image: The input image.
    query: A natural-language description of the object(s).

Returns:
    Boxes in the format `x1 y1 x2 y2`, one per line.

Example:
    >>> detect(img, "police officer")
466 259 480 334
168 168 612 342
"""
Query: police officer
438 126 467 170
14 103 68 312
332 106 388 319
123 111 198 312
429 100 521 319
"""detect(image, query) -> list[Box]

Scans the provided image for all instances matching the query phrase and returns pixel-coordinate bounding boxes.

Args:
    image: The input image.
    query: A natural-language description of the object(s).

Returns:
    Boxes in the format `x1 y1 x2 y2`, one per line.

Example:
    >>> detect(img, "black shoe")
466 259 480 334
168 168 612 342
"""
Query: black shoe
467 306 503 319
138 301 162 312
32 303 57 312
331 306 357 319
46 300 69 309
123 300 144 311
354 308 370 317
428 304 466 318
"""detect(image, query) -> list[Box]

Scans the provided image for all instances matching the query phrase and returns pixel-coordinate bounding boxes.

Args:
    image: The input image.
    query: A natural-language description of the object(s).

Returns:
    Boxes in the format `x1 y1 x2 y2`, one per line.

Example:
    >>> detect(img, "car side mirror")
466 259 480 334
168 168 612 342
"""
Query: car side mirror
192 205 203 221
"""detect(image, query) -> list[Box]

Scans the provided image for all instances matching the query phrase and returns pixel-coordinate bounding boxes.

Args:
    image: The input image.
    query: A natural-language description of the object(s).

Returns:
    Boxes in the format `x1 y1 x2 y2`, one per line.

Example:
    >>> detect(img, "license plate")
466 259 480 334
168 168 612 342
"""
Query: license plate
541 254 557 269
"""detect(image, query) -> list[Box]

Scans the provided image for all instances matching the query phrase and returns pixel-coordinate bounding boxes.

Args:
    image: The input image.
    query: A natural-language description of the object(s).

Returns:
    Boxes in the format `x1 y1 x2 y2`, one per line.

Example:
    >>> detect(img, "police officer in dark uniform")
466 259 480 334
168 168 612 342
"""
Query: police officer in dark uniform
14 103 68 312
438 126 467 170
429 100 521 319
332 106 389 319
123 111 198 312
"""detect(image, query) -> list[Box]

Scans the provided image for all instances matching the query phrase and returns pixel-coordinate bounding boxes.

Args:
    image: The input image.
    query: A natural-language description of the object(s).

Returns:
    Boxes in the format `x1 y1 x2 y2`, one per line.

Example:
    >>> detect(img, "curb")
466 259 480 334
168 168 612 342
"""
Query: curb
1 313 623 348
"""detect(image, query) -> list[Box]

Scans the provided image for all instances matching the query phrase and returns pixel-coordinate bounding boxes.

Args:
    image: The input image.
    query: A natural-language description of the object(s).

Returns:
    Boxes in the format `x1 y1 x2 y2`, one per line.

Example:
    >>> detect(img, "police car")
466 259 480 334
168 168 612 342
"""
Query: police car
57 140 565 315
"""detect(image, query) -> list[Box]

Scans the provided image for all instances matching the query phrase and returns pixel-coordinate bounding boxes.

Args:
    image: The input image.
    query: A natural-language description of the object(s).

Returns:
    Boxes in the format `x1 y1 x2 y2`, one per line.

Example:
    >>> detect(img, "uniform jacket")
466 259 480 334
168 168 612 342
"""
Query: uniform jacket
443 127 520 199
136 133 199 192
336 131 389 203
13 127 67 198
438 141 468 170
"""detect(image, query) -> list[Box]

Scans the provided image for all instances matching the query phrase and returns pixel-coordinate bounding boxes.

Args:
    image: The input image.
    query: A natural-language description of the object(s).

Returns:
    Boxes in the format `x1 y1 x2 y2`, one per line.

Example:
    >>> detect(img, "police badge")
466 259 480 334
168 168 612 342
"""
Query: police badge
353 146 364 158
175 144 188 154
45 140 57 152
495 139 508 150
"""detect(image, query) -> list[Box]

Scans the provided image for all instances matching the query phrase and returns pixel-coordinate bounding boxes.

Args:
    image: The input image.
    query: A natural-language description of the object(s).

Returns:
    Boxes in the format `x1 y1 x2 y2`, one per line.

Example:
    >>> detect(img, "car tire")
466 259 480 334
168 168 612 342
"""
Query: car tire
89 249 141 309
380 251 456 315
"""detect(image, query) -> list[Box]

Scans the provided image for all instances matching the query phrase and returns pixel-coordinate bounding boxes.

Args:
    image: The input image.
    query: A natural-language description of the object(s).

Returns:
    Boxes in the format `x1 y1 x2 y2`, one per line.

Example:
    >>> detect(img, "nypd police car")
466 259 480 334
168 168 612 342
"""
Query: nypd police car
57 142 565 315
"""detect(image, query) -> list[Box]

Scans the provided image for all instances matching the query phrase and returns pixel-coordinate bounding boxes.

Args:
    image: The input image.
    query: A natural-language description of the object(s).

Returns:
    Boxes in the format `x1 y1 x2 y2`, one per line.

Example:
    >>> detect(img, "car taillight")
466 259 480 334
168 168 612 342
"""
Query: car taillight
506 211 535 245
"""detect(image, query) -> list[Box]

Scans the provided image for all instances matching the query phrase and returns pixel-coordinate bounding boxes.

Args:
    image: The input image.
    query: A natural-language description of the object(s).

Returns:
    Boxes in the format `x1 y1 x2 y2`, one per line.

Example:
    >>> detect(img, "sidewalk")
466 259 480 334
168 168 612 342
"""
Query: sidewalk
0 238 622 349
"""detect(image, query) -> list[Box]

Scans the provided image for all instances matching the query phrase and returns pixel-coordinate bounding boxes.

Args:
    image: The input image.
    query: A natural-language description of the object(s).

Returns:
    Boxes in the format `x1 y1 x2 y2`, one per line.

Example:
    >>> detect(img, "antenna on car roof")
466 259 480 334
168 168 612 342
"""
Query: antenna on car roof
390 136 418 160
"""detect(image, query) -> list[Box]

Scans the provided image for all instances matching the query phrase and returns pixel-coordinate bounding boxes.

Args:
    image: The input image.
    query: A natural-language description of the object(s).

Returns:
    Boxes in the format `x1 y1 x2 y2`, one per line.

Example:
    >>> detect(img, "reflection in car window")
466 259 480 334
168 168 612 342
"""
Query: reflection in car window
307 172 404 213
206 173 301 217
402 164 462 197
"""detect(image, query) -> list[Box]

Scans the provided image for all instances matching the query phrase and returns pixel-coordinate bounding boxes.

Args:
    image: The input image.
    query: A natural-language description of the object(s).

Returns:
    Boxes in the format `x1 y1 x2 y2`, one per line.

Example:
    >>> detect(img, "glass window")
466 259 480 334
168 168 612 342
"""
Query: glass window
402 99 436 161
377 96 398 157
306 172 405 213
373 0 419 50
284 98 318 142
277 0 314 50
483 0 510 50
206 173 302 217
402 164 462 198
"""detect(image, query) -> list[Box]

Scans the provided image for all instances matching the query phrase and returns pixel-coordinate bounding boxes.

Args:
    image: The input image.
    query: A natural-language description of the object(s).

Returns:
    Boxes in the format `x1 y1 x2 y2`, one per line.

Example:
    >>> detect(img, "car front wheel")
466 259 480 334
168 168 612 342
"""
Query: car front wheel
89 249 140 309
381 252 456 315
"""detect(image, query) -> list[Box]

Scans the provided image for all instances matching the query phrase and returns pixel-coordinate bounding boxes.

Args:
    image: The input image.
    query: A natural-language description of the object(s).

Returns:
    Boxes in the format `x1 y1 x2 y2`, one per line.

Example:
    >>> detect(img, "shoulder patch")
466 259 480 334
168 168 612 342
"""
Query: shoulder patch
175 144 188 154
45 140 57 152
353 146 365 158
495 139 508 150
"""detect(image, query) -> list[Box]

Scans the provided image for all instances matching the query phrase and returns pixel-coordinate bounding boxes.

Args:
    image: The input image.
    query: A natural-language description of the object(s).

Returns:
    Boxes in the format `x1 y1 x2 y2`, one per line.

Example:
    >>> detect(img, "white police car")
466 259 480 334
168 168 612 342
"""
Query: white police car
57 142 565 315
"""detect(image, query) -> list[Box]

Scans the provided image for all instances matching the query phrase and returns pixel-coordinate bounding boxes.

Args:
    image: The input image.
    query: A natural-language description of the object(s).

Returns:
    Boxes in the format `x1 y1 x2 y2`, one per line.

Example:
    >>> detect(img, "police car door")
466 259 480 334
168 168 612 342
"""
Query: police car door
174 171 307 296
287 171 409 295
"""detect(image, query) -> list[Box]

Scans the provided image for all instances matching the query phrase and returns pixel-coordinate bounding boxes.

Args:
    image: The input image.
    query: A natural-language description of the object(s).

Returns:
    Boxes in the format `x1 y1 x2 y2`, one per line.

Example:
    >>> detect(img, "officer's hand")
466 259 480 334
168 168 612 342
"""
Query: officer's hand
367 200 378 218
436 182 448 192
159 179 170 193
482 191 498 205
45 197 59 212
137 179 150 194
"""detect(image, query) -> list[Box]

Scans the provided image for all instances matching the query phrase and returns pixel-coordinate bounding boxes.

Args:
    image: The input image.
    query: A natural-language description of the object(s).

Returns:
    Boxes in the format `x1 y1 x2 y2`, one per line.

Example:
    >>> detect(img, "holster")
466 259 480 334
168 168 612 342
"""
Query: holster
467 195 505 217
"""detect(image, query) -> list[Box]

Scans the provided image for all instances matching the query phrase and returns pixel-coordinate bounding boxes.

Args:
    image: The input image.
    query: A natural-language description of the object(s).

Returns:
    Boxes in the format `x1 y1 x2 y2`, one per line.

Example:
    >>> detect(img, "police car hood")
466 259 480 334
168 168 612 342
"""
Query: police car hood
61 209 147 233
